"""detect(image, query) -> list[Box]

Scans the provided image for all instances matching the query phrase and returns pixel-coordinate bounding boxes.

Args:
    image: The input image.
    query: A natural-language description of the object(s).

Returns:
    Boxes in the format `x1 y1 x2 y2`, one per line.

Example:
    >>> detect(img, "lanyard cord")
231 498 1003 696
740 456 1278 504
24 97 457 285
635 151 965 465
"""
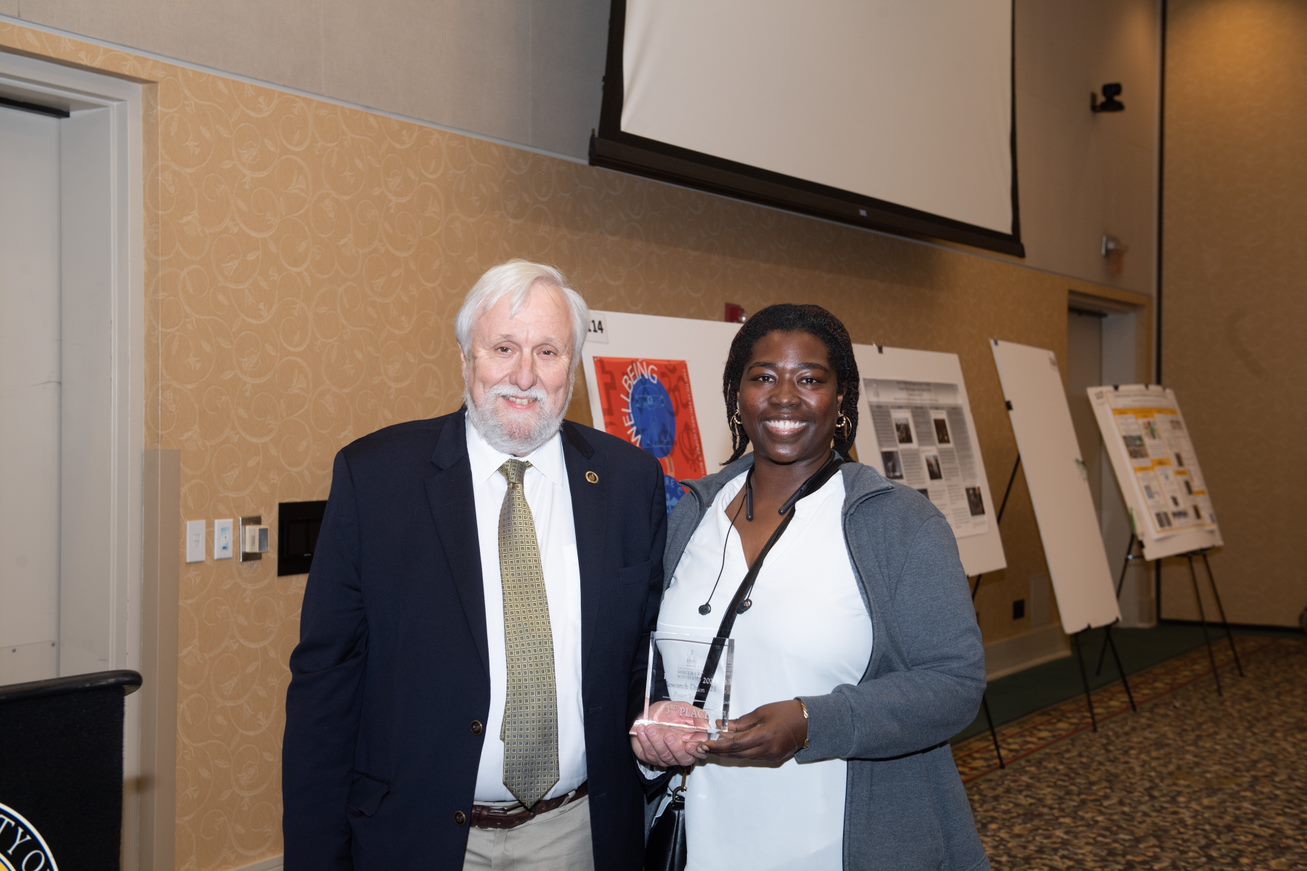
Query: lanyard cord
692 454 844 708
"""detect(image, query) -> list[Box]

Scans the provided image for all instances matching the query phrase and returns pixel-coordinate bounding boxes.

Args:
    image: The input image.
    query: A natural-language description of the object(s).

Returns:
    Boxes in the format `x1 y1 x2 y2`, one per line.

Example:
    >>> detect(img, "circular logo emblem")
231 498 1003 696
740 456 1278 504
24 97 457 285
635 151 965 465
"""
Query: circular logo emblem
627 375 677 459
0 804 58 871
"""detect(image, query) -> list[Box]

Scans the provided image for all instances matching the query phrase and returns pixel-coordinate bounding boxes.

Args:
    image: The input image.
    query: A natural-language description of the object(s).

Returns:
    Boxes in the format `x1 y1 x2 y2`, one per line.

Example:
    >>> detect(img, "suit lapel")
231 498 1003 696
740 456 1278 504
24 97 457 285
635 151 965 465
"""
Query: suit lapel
425 413 490 678
562 423 606 668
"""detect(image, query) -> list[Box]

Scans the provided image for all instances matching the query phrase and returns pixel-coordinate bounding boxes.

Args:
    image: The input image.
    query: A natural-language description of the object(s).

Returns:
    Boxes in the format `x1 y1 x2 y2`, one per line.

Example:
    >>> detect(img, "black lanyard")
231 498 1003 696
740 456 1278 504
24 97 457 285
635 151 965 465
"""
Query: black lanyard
692 455 844 708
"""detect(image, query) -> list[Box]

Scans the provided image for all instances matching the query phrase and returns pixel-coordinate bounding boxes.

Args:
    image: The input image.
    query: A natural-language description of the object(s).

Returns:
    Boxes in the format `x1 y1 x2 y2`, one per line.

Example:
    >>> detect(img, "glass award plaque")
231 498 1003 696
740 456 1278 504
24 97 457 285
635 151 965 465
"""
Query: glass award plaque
633 631 734 736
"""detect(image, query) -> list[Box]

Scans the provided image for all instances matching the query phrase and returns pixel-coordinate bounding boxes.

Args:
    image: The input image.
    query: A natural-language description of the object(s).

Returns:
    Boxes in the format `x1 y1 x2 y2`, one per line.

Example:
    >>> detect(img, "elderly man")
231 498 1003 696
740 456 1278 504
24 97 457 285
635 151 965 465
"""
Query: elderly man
283 260 666 870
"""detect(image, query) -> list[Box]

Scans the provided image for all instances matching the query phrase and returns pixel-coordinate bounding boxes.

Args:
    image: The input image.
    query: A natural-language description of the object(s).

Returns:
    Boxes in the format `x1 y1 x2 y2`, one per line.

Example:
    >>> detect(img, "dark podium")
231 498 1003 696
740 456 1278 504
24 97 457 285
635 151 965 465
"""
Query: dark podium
0 669 142 870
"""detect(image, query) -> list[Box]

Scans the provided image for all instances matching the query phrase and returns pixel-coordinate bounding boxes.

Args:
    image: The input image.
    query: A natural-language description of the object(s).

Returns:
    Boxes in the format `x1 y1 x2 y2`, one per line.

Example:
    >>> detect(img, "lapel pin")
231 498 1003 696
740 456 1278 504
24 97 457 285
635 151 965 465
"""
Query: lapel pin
585 470 599 485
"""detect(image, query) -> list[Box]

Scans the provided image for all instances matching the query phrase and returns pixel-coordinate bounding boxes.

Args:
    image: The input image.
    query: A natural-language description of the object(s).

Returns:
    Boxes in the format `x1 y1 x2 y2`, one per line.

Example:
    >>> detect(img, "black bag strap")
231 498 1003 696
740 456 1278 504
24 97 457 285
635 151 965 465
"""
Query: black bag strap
691 455 843 709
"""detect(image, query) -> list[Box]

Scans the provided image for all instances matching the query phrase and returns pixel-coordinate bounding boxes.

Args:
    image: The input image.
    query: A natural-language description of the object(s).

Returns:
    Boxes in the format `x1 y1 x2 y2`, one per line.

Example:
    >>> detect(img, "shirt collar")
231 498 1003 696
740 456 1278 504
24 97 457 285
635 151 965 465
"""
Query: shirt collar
465 411 567 488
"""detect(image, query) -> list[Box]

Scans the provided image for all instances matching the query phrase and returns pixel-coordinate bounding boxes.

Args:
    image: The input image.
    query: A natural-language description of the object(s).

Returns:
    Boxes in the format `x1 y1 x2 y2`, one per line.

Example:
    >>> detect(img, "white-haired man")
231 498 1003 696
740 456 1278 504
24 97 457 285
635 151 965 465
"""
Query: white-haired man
284 261 667 870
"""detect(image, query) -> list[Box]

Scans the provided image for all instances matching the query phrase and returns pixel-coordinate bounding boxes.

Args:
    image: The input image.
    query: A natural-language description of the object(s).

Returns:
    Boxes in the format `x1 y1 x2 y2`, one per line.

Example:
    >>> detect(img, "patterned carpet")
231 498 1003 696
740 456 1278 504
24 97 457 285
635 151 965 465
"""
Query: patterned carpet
954 634 1307 869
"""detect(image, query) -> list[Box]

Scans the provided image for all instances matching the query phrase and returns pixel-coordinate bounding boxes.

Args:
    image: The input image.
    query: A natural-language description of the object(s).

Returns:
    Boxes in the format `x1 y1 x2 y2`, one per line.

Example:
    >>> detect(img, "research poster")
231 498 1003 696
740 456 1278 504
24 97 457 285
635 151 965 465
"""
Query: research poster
852 344 1006 576
581 311 741 512
591 356 708 508
1088 384 1221 560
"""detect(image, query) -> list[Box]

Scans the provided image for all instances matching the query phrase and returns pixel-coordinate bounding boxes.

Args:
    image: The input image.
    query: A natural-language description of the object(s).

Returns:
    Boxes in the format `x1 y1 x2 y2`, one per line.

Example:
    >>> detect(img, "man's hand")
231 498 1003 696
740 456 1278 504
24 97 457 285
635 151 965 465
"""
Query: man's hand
630 701 711 768
703 700 808 765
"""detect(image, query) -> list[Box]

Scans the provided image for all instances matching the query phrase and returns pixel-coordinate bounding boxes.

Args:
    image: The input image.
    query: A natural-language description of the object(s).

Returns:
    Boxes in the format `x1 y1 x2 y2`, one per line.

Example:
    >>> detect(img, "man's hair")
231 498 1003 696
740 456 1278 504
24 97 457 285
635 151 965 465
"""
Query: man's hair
455 260 589 361
721 303 860 463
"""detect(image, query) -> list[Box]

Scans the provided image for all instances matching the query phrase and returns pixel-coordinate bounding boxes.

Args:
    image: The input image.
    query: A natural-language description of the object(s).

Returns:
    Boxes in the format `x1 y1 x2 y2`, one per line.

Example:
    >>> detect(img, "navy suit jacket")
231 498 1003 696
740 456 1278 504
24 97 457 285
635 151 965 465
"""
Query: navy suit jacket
283 411 666 870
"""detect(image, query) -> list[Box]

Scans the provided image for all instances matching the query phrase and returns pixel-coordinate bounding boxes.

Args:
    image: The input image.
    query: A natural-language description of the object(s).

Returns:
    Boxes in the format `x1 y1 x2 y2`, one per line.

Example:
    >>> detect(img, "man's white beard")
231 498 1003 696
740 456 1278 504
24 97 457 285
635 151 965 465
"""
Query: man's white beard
465 380 572 456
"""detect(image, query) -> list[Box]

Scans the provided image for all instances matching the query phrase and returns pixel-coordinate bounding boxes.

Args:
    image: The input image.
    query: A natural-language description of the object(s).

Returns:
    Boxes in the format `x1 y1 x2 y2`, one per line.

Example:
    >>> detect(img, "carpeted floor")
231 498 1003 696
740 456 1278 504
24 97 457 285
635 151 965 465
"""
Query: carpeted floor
954 635 1307 869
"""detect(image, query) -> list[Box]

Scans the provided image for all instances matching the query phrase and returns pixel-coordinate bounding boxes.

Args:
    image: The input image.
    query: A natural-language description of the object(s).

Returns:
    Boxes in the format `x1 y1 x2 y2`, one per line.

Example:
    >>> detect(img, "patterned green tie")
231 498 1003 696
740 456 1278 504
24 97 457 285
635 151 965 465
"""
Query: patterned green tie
497 459 559 808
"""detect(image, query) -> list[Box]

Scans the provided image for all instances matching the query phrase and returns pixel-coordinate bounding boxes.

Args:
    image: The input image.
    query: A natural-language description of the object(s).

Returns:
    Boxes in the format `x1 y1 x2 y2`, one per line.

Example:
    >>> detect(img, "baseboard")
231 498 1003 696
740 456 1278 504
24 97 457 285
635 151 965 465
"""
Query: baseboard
983 623 1069 681
1159 617 1303 634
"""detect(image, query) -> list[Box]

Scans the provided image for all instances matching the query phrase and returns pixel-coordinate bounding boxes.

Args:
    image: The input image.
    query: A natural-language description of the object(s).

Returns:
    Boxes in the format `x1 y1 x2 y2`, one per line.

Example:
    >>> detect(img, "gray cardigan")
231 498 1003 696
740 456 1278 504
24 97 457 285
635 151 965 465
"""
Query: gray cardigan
666 456 990 871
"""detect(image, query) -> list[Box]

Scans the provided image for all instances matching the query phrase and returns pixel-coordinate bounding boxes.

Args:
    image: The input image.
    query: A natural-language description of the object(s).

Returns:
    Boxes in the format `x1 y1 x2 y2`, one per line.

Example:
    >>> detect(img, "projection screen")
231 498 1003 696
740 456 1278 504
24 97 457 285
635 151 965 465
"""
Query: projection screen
591 0 1022 256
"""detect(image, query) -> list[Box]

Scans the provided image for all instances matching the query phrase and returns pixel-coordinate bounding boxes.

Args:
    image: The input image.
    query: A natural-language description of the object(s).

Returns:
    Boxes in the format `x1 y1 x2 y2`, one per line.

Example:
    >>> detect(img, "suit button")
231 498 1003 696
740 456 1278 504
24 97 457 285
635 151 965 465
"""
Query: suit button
454 810 468 826
470 720 484 735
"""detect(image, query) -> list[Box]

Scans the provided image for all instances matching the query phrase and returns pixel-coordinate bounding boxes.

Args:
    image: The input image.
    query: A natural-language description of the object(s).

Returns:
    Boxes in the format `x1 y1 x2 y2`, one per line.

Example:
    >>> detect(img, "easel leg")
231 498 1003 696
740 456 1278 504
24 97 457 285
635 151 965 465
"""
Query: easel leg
1071 630 1098 732
980 693 1005 768
1096 534 1137 676
994 456 1022 525
1103 624 1137 713
1200 551 1244 677
1186 553 1223 695
969 573 1004 767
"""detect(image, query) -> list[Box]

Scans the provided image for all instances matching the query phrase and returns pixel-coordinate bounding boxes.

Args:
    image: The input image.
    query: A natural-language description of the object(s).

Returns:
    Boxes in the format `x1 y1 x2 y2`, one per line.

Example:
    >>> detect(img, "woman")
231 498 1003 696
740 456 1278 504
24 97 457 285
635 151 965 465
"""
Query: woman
631 304 989 870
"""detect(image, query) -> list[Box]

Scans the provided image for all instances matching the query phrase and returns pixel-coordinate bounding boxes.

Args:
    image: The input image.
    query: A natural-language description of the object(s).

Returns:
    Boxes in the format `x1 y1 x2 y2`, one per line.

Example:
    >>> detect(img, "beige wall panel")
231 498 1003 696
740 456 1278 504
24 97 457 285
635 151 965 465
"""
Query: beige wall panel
527 0 607 157
321 0 532 147
1014 0 1159 295
1162 2 1307 626
0 1 15 18
2 20 1147 871
19 0 325 89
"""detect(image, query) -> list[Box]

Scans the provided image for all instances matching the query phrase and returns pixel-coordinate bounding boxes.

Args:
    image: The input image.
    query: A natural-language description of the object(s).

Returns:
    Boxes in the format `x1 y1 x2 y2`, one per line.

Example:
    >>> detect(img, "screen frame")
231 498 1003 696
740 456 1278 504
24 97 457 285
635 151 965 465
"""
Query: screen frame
590 0 1024 258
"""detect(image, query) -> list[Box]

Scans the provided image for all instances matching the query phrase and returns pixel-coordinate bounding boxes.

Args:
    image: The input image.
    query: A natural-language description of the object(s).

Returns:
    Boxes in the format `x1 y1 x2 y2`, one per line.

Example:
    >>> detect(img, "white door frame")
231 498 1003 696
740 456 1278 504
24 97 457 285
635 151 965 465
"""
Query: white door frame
0 47 147 860
1068 292 1151 627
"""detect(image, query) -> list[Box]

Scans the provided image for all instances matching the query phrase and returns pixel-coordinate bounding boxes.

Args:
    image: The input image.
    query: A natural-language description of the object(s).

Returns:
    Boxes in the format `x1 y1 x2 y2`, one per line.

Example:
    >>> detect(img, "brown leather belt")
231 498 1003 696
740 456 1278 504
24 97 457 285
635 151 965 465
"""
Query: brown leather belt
470 782 589 830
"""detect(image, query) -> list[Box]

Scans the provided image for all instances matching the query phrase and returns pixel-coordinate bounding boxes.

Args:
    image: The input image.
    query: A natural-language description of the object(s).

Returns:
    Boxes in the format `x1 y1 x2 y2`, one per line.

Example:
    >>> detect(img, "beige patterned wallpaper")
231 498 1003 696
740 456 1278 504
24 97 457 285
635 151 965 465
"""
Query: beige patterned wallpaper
1162 2 1307 627
1 21 1149 870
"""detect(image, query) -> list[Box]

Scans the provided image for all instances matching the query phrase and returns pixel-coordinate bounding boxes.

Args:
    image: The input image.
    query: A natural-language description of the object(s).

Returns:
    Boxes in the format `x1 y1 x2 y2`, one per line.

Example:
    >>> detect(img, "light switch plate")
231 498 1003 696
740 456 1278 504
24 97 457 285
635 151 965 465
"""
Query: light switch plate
185 520 205 563
214 518 234 559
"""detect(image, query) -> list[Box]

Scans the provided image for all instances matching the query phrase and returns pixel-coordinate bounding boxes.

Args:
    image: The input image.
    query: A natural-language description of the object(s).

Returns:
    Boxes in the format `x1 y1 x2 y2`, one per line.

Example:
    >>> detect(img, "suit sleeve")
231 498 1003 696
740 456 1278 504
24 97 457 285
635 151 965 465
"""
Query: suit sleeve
282 450 368 870
628 457 668 728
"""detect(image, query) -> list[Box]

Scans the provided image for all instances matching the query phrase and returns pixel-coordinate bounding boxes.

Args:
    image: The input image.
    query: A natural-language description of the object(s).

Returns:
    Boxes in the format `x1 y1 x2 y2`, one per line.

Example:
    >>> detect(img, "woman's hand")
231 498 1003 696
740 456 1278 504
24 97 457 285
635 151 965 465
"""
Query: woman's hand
704 700 809 765
630 701 711 768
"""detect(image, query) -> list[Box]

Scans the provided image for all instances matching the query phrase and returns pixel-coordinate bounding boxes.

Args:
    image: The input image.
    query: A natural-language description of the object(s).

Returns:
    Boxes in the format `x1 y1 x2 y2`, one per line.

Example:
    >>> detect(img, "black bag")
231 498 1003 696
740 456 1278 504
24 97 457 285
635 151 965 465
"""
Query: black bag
644 777 687 871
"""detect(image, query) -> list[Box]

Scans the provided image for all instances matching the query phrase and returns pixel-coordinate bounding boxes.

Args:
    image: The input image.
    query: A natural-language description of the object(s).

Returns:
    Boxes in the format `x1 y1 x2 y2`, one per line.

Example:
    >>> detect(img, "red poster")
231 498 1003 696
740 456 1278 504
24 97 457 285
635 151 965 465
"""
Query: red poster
592 358 707 500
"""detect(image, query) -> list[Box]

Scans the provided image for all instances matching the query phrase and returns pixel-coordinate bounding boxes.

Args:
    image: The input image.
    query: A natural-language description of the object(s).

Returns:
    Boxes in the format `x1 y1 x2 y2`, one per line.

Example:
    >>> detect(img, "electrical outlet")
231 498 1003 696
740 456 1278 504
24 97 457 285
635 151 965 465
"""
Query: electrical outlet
214 518 234 560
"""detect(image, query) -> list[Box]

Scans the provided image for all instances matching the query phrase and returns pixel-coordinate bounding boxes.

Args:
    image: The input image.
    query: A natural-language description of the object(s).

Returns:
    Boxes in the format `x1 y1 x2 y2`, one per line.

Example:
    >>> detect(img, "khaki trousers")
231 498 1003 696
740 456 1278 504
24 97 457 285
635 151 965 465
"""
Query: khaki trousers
462 795 594 871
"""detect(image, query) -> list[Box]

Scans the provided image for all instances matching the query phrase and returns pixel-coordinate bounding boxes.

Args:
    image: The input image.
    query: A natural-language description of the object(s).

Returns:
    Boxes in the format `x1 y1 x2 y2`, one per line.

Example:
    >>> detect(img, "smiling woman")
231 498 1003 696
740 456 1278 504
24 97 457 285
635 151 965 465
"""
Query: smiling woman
632 304 991 871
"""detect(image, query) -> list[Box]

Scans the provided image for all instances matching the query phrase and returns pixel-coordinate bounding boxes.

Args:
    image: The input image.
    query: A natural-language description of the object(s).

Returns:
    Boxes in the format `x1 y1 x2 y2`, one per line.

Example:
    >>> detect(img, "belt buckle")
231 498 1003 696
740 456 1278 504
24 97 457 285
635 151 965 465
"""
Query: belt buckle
472 800 533 830
471 783 585 830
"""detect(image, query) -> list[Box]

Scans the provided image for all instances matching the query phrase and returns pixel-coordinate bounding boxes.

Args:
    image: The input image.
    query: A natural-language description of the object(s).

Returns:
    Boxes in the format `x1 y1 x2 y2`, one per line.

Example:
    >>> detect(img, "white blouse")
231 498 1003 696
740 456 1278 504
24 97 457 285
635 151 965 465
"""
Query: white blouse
658 469 873 871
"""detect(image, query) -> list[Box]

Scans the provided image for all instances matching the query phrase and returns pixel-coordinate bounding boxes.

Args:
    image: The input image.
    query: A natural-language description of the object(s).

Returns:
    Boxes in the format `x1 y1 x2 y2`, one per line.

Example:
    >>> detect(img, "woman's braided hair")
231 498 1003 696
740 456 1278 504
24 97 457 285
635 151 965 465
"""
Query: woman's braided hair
722 303 860 464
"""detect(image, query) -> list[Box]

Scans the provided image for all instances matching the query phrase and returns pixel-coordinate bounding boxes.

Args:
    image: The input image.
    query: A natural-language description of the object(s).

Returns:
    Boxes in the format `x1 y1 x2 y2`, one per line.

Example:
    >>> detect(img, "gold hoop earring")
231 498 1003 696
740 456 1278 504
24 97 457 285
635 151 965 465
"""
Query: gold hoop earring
835 412 851 440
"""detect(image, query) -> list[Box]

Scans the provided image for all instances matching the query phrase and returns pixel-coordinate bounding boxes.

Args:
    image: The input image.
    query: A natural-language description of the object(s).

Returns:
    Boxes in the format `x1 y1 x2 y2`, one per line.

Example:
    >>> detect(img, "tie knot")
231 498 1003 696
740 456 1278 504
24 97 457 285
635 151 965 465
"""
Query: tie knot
499 459 530 487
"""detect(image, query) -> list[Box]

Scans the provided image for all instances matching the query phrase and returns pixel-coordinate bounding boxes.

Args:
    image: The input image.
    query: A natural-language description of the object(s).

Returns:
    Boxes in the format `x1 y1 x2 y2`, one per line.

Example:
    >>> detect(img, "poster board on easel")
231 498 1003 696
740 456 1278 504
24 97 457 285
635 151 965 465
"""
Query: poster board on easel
580 310 741 512
1087 384 1222 561
851 343 1006 577
990 339 1120 633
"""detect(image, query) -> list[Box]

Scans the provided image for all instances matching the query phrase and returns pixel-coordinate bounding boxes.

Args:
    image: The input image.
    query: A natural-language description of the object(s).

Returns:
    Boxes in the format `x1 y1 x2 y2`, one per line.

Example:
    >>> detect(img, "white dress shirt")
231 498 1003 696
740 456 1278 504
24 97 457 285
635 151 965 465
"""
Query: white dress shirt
466 417 587 802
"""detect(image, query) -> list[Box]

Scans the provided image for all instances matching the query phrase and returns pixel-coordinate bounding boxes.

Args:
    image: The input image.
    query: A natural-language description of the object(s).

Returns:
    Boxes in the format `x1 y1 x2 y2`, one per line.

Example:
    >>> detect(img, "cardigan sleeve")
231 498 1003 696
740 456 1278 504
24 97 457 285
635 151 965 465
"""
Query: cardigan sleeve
797 511 986 762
